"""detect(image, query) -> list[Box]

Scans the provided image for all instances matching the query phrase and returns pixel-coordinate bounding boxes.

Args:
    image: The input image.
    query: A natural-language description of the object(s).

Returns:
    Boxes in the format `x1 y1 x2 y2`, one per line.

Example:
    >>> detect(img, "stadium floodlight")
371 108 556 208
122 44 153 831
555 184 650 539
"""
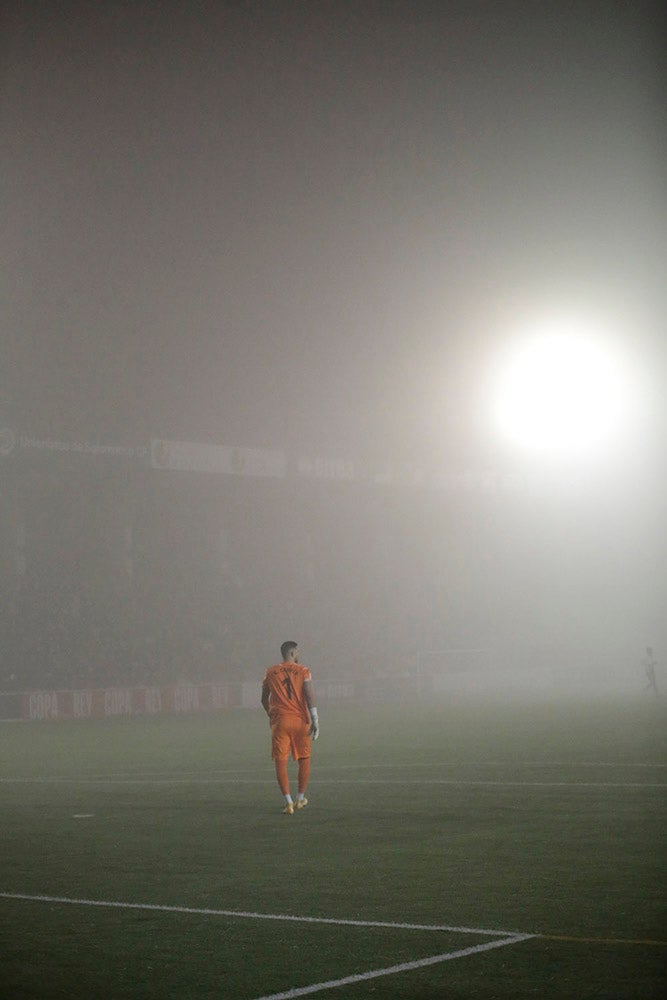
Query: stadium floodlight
489 317 633 457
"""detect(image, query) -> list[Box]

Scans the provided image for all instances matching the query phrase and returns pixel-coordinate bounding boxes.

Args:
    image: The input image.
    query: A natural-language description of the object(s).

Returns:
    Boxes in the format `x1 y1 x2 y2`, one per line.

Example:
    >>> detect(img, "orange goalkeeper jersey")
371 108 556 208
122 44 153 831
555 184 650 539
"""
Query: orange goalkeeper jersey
262 662 312 724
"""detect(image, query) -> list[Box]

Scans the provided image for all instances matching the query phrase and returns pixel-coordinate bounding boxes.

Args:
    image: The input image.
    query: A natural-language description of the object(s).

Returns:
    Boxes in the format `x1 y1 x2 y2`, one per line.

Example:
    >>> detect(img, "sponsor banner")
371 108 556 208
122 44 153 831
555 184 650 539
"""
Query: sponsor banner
241 679 355 708
296 455 355 481
2 426 547 496
0 691 23 720
160 683 232 713
367 462 424 487
135 686 163 715
22 683 238 721
0 428 17 457
318 681 355 702
0 429 147 463
151 439 286 478
162 684 201 714
23 690 66 721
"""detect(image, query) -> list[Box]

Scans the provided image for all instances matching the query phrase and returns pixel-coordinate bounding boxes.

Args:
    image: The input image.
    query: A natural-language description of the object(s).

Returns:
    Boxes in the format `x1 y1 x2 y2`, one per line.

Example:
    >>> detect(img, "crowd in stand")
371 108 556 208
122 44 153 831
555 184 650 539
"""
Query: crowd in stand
1 564 393 694
0 470 464 695
1 574 261 693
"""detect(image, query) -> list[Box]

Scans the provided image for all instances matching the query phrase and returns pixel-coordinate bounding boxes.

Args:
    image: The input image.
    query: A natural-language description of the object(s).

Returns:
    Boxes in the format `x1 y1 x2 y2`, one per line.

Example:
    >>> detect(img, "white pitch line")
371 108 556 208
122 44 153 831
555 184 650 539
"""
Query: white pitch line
250 935 534 1000
315 779 667 789
0 892 526 938
43 760 667 779
0 777 281 785
0 776 665 788
42 761 666 779
318 761 667 770
0 892 534 998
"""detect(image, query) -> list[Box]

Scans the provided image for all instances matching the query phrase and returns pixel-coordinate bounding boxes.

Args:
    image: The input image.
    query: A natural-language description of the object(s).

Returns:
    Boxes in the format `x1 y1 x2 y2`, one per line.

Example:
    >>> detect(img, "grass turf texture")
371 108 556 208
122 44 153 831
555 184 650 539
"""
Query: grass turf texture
0 697 665 998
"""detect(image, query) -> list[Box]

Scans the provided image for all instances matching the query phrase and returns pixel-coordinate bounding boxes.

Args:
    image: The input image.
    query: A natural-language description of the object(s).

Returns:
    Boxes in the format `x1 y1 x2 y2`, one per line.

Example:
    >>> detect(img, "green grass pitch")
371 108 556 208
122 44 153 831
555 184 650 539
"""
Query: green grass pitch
1 695 665 998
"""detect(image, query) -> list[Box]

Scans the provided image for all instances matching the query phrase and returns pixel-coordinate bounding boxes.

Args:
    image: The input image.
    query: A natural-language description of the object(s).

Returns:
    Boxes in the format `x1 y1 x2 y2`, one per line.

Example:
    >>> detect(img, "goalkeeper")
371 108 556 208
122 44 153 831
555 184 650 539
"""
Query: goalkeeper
261 641 319 814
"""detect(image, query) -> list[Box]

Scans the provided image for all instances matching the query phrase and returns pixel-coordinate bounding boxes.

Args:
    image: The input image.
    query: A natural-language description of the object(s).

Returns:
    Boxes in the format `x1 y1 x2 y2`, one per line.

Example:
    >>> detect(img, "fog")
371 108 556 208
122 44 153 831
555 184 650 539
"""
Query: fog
1 2 665 706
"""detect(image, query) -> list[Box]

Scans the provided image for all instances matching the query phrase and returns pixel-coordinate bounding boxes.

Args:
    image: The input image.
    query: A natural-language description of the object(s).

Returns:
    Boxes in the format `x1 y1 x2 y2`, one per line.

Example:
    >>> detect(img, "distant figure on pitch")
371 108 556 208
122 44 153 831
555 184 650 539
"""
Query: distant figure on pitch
262 641 319 814
642 647 659 698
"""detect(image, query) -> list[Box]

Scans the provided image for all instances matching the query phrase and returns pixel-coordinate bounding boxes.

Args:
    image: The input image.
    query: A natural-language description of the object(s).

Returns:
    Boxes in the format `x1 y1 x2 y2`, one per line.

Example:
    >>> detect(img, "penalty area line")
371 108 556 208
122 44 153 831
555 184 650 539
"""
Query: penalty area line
540 933 667 947
2 892 662 949
250 935 533 1000
0 892 525 938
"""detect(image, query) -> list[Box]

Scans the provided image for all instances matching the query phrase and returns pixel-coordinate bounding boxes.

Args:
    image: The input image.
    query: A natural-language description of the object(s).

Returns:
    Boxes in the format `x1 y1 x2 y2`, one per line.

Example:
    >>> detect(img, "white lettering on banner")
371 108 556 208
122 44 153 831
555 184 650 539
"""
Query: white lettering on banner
17 436 146 458
0 428 17 456
28 692 59 720
210 685 228 709
144 688 162 714
151 439 286 478
297 456 355 481
174 686 200 713
103 689 133 716
324 683 354 700
72 691 93 718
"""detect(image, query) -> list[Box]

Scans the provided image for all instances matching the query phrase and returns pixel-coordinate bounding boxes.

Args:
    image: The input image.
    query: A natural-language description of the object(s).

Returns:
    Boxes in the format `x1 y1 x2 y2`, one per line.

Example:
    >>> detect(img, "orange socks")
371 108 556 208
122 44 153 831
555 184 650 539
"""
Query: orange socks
275 758 290 796
297 756 311 795
275 756 311 797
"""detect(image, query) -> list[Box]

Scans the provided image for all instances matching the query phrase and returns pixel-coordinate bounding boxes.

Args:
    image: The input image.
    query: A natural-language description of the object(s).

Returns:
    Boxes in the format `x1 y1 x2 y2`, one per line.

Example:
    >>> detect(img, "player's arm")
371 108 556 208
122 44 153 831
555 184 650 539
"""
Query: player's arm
303 678 319 740
261 681 271 716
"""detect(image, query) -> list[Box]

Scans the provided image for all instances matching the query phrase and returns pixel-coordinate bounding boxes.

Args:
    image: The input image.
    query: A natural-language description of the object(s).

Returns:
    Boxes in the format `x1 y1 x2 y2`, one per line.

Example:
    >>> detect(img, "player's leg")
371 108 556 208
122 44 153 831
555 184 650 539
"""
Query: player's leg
271 722 294 812
294 721 311 809
274 757 290 795
275 758 294 812
296 756 310 808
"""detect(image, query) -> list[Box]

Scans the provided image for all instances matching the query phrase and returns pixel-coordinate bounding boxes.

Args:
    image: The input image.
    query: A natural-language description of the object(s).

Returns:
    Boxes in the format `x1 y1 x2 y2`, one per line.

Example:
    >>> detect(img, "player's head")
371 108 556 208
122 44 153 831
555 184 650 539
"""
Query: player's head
281 640 298 662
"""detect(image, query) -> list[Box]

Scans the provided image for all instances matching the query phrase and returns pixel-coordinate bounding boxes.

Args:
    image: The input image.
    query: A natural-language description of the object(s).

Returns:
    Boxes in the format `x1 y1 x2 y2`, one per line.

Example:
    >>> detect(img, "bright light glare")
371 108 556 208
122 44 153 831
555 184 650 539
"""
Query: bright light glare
492 322 629 456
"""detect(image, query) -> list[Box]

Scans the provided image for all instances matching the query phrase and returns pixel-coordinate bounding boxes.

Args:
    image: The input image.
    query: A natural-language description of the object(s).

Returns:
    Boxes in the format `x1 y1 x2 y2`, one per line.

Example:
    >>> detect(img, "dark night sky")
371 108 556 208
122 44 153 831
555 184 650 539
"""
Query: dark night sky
2 0 665 466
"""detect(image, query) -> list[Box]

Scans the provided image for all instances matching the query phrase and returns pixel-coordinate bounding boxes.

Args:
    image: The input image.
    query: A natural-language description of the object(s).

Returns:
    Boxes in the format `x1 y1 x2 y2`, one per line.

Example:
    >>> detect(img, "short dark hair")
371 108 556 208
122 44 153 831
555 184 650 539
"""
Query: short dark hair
281 641 297 661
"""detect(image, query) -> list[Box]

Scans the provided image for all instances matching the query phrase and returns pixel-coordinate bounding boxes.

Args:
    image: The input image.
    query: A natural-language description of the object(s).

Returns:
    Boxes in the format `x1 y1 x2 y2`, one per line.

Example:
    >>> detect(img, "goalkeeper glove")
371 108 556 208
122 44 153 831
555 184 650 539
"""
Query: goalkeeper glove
308 707 319 740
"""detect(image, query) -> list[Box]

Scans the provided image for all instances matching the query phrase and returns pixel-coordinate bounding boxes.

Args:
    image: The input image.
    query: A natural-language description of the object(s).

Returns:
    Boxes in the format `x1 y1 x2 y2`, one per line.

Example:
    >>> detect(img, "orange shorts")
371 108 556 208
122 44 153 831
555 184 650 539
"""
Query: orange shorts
270 714 311 761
